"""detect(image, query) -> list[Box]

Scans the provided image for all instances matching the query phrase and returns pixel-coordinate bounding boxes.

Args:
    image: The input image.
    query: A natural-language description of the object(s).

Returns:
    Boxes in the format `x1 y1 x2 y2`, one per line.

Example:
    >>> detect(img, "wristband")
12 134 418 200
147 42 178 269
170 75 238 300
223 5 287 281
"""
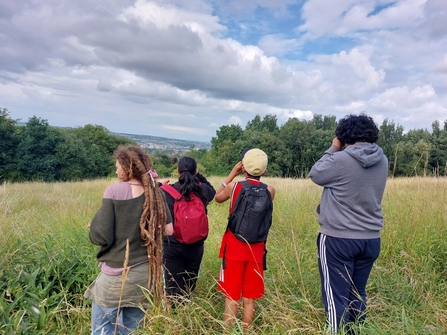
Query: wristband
221 182 227 187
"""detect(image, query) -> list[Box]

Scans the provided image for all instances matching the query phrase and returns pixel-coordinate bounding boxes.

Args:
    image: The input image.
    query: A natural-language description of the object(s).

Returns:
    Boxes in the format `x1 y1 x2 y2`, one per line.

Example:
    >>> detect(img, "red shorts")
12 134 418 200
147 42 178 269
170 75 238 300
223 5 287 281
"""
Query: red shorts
218 258 264 301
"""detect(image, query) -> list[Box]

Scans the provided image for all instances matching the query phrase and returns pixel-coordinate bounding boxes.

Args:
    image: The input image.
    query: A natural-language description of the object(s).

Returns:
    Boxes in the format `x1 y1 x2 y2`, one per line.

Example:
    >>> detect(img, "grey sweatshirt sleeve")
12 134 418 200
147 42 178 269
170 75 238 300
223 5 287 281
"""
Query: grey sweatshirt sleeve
309 145 342 187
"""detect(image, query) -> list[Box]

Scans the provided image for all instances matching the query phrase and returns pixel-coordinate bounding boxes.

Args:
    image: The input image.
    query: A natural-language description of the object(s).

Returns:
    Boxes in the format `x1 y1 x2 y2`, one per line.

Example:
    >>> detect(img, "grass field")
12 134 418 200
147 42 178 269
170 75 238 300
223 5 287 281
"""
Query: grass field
1 177 447 334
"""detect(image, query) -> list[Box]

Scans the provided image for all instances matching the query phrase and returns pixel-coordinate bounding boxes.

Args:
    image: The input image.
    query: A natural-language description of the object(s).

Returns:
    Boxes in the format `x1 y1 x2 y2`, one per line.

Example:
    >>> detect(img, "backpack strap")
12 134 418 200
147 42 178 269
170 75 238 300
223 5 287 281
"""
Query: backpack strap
239 179 268 190
160 184 182 200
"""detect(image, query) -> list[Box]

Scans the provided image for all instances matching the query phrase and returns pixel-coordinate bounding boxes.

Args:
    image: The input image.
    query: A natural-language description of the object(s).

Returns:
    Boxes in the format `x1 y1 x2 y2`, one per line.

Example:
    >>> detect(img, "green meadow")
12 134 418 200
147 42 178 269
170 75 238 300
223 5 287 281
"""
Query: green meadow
1 177 447 334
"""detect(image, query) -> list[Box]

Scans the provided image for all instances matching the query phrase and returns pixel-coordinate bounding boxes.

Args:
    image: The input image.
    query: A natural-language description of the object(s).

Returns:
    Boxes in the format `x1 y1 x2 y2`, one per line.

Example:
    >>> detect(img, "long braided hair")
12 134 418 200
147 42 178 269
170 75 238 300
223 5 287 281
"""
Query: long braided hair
114 145 167 303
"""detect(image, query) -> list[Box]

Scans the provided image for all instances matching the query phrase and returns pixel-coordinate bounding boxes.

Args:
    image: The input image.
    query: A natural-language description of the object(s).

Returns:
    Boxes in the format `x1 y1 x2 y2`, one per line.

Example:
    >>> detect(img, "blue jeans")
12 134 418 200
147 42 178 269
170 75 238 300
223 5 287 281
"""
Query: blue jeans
91 301 145 335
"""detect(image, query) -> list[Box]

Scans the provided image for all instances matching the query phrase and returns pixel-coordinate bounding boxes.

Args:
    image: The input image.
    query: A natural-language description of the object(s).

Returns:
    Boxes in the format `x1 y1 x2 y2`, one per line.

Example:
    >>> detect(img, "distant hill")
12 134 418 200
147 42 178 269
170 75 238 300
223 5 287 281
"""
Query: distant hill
17 121 209 155
112 132 211 155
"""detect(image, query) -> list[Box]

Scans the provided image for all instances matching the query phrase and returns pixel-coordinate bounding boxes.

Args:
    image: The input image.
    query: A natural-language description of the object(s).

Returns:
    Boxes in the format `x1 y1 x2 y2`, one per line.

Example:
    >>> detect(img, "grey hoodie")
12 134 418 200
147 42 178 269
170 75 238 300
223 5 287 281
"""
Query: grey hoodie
309 143 388 239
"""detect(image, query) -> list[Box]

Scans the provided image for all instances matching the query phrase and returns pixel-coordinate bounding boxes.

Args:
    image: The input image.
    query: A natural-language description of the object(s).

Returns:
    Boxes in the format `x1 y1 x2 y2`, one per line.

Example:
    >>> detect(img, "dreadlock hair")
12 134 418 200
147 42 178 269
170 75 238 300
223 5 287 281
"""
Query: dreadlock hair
177 156 207 204
113 145 167 304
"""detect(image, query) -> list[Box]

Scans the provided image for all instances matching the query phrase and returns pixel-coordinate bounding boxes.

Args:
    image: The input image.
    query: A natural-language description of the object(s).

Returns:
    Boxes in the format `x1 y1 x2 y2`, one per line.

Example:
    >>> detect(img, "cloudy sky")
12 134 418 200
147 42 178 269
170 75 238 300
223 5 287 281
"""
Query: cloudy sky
1 0 446 142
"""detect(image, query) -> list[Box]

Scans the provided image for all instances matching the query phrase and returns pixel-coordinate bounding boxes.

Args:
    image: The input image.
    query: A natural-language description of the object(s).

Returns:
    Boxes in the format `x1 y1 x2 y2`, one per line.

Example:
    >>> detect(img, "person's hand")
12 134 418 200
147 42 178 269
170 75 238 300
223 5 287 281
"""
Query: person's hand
158 178 170 185
164 223 174 236
230 161 243 178
216 161 242 200
332 138 344 150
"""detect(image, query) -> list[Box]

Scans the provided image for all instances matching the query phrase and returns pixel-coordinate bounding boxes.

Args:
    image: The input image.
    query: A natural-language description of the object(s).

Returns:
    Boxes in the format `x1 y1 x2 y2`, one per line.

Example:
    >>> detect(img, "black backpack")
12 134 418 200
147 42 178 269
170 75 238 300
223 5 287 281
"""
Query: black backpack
227 180 273 243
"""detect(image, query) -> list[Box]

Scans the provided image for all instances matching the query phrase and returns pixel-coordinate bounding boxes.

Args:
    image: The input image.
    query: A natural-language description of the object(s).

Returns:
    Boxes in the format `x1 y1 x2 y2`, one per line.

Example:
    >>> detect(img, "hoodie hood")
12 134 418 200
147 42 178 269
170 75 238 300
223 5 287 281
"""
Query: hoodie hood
344 143 384 168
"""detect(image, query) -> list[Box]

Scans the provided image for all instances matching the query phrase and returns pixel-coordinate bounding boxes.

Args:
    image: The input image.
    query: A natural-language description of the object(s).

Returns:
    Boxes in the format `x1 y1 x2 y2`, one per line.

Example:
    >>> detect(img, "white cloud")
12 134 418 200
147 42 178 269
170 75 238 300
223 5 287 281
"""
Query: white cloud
299 0 426 36
309 47 386 101
227 116 242 125
370 85 436 108
336 85 447 129
329 48 385 90
119 0 225 34
258 34 302 56
433 54 447 72
335 101 367 112
161 124 208 134
0 0 446 141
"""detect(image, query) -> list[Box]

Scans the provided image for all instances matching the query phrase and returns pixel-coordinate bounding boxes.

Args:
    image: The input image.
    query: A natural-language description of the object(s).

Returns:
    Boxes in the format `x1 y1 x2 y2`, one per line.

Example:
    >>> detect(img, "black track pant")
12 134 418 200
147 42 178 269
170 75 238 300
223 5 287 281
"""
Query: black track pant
317 233 380 334
163 240 204 298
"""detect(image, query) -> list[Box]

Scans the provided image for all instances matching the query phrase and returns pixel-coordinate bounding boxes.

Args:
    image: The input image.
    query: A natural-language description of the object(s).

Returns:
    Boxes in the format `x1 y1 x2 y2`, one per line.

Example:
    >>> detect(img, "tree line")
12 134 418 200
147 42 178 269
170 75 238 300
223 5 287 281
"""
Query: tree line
2 107 447 183
186 114 447 178
0 108 134 183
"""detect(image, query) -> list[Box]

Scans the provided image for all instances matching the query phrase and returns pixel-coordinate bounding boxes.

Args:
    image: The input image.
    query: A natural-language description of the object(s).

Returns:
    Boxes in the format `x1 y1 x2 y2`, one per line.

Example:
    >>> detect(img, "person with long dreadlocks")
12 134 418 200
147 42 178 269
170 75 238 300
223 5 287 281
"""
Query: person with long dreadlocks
84 145 173 335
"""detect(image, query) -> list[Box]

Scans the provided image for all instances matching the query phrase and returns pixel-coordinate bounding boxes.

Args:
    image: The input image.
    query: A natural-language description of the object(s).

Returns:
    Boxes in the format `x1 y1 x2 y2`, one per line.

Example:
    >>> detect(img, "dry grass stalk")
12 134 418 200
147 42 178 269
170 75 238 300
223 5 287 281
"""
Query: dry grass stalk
114 239 131 335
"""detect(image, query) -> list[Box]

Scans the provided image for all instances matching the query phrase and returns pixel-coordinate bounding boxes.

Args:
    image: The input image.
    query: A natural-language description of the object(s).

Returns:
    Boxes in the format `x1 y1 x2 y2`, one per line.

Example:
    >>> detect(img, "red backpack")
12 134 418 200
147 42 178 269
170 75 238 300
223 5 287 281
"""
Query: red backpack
160 184 209 244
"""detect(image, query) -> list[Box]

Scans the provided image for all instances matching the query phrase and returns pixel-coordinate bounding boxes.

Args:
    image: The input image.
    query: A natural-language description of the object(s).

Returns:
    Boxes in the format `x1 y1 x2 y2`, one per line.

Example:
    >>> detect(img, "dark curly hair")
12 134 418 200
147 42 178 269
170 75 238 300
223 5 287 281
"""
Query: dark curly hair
335 113 379 145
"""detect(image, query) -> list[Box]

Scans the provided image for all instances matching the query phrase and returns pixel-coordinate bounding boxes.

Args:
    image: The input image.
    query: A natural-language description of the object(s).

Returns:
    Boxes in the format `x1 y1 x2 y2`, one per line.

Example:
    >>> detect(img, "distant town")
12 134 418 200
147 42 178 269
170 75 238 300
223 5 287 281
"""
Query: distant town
16 121 211 155
112 132 211 155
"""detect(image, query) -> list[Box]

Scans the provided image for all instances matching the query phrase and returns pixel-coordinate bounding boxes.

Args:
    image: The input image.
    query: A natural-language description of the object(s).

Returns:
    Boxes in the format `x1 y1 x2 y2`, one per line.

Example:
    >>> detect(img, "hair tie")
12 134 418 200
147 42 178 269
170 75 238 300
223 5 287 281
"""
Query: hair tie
148 172 155 187
146 168 159 179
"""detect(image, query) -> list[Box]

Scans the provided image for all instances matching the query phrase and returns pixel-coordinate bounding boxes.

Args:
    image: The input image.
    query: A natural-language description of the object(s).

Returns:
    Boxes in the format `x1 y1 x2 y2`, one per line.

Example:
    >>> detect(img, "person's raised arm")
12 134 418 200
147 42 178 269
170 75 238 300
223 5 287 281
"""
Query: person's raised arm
215 161 243 203
309 137 343 186
195 172 217 202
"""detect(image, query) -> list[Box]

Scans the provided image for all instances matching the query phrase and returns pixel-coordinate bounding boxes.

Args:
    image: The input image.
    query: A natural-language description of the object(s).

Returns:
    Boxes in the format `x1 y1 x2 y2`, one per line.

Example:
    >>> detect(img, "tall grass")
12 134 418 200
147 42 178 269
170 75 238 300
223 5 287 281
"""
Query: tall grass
1 177 447 334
